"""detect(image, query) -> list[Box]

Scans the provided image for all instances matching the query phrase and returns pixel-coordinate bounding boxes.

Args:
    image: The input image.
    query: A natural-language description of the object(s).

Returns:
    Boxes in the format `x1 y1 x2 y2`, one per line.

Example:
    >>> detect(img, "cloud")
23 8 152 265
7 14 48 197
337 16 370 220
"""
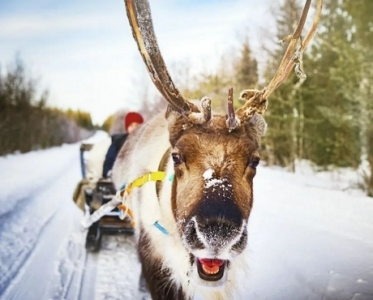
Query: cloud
0 13 122 39
0 0 274 124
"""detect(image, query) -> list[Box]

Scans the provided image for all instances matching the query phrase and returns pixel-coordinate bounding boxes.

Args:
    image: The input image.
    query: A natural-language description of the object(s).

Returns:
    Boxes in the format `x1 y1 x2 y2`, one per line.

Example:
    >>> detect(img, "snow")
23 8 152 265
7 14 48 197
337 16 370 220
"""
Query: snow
247 166 373 300
203 168 224 189
203 168 232 190
0 133 372 299
203 169 214 180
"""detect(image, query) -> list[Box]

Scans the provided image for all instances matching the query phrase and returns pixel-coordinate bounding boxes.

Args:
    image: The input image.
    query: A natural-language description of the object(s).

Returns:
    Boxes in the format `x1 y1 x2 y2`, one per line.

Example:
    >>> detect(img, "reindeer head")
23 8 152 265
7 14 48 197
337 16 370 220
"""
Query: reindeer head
125 0 322 288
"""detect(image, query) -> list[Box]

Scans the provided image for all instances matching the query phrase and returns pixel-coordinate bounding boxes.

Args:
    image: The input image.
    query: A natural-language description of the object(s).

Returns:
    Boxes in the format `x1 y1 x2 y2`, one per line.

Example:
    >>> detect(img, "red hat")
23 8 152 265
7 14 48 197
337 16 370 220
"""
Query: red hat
125 112 144 131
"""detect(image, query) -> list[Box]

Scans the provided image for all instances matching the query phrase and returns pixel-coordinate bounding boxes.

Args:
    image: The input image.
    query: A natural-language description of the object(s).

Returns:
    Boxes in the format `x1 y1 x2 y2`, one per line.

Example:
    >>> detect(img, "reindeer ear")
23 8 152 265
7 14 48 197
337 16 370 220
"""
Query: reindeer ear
165 105 188 146
248 113 267 137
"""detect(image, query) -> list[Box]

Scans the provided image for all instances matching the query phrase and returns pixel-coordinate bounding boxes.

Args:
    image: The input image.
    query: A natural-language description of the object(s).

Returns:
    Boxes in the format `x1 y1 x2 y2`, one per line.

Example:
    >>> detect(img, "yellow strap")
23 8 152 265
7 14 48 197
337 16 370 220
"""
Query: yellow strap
125 171 166 194
118 171 167 230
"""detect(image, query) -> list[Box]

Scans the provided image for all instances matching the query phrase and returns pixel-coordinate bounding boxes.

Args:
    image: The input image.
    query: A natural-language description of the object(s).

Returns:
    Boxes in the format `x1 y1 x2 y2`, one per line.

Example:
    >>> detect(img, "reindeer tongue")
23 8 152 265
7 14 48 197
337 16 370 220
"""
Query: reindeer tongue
198 259 225 275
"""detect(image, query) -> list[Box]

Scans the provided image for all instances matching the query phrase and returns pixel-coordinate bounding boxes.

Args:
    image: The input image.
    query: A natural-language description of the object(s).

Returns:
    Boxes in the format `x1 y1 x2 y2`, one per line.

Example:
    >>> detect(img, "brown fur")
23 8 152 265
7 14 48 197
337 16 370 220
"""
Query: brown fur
168 113 261 230
138 229 187 300
112 109 266 299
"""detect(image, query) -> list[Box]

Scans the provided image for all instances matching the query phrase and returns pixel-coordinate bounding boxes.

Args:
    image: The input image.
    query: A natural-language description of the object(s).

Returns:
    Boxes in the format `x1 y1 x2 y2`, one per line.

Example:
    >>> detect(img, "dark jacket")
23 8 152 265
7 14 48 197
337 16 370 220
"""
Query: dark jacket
102 133 128 178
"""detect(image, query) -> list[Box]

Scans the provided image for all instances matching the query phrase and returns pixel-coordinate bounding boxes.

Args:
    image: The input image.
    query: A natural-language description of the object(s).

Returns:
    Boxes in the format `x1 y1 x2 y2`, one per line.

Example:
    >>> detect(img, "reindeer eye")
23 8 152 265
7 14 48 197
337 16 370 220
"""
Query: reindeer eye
249 156 260 169
171 153 182 165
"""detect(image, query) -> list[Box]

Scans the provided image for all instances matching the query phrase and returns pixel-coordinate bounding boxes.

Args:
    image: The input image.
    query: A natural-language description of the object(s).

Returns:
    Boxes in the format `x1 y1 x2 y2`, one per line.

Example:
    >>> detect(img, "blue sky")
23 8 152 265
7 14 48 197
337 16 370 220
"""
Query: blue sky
0 0 273 124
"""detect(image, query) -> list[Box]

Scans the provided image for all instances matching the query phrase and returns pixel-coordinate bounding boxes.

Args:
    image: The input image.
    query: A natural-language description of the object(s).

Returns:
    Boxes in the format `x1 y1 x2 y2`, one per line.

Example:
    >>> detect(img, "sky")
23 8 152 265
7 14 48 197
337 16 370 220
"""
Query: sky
0 0 274 125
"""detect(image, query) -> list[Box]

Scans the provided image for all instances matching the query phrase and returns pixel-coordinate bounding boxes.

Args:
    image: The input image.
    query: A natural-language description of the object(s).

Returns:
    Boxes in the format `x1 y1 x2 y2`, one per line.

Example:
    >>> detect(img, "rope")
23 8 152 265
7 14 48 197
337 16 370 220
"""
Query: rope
81 171 169 235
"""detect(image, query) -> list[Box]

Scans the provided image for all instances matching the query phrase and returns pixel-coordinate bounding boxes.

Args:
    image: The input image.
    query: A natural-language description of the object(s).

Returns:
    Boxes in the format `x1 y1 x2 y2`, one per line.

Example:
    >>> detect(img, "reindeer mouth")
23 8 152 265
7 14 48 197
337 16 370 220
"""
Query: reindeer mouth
196 258 226 281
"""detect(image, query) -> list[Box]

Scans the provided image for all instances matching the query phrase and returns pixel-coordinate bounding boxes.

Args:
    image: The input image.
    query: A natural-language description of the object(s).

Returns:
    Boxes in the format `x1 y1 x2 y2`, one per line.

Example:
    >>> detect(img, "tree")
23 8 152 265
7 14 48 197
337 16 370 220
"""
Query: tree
182 41 258 113
261 0 304 170
342 0 373 195
183 55 234 113
299 0 362 168
234 38 259 94
0 56 94 155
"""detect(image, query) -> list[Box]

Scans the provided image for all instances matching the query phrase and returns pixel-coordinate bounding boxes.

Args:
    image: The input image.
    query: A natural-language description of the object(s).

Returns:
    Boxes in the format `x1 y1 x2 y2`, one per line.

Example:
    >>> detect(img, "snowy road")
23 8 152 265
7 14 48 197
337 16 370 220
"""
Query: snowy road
0 133 373 300
0 142 87 300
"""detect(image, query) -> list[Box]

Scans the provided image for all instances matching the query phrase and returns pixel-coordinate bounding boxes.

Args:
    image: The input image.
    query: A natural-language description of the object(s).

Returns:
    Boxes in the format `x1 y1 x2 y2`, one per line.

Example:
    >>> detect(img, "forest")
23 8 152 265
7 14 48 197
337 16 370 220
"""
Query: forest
178 0 372 196
0 57 95 156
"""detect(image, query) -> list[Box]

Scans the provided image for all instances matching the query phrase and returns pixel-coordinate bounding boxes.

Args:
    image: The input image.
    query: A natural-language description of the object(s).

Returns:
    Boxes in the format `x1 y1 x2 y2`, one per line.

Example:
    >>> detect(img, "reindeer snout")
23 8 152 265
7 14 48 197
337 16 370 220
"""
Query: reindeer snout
183 183 248 255
183 214 248 258
184 217 246 253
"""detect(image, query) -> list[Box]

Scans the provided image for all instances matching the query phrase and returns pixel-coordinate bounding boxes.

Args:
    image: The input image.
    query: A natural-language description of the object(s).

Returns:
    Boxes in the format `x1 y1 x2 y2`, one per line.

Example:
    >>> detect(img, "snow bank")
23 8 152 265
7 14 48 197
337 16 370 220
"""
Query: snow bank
0 131 109 217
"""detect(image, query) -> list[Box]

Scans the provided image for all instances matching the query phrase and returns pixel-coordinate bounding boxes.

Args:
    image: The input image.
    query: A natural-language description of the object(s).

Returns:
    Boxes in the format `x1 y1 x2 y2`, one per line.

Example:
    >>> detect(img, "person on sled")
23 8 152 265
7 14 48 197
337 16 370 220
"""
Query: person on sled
73 111 144 212
102 111 144 178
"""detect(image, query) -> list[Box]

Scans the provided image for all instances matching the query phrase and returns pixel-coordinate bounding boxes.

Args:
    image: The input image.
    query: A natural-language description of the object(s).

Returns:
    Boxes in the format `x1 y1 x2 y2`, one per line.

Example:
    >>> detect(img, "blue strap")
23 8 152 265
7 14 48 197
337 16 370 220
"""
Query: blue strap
153 221 169 235
117 179 170 236
119 183 126 191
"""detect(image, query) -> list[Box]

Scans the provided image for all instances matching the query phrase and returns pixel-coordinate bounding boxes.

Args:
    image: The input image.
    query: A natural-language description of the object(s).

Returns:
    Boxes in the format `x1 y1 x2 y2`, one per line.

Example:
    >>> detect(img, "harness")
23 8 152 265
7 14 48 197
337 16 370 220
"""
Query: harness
120 147 173 234
81 148 172 236
117 171 167 228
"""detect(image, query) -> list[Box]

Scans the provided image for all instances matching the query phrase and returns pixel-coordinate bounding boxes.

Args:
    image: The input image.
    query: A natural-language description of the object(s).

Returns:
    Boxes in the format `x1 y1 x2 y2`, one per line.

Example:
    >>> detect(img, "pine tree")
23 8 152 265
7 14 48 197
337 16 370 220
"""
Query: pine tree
234 38 259 93
342 0 373 195
261 0 304 170
300 0 362 168
0 56 93 155
183 41 258 113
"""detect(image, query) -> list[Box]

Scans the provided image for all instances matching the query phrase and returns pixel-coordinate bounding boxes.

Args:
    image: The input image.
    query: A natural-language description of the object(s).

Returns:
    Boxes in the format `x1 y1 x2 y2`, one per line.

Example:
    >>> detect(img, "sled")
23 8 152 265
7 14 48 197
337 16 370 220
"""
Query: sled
79 143 134 252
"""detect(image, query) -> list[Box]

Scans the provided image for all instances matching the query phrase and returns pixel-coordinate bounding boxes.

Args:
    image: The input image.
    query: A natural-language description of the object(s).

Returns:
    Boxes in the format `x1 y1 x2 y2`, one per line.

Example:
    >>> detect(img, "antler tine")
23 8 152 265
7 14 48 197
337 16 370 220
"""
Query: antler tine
236 0 322 125
262 0 312 100
272 0 323 91
226 87 240 131
125 0 198 114
187 96 212 125
236 89 266 125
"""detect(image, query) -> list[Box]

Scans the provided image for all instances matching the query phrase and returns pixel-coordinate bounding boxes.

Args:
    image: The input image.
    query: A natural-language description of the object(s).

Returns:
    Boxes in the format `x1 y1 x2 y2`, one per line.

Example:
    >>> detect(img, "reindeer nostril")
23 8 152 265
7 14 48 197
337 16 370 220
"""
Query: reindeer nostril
198 218 241 244
184 219 205 250
231 228 248 253
184 216 246 254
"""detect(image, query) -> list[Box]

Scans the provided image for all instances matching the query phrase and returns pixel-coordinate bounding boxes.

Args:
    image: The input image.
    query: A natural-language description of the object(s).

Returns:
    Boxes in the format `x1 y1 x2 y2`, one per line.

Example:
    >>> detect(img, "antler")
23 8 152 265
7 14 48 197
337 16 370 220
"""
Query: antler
125 0 198 115
226 87 240 131
125 0 322 131
270 0 323 93
234 0 323 128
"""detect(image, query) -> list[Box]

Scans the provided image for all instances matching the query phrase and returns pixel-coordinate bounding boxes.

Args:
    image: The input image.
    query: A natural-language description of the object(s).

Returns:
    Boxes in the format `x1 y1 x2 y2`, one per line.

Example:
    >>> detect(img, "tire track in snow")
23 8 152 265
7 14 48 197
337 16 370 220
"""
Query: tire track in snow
0 192 59 296
0 152 83 299
46 229 88 300
91 234 151 300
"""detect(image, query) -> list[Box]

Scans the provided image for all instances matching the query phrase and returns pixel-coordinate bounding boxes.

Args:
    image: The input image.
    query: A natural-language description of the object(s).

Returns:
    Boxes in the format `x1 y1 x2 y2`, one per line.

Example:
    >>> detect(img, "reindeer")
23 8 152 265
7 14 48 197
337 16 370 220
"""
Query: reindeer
112 0 322 299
